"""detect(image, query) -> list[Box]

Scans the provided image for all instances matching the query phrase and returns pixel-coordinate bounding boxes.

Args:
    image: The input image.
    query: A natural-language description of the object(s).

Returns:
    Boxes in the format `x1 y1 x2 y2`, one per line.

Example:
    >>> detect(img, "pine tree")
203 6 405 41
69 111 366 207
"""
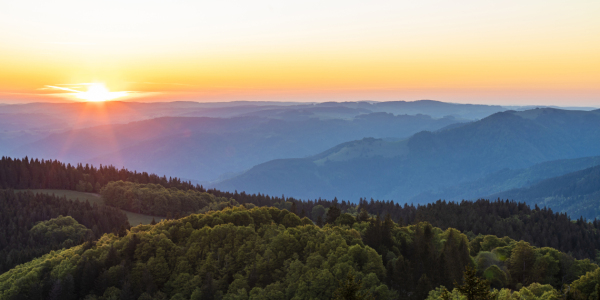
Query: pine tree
316 215 324 227
332 272 374 300
358 208 370 222
291 201 297 215
416 274 433 300
382 213 394 247
455 265 496 300
104 245 120 268
326 204 341 224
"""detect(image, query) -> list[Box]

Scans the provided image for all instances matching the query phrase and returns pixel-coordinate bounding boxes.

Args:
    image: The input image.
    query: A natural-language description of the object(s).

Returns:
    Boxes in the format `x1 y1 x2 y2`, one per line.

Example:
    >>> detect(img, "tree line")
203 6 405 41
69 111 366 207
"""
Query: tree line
0 190 129 273
3 156 600 259
353 198 600 260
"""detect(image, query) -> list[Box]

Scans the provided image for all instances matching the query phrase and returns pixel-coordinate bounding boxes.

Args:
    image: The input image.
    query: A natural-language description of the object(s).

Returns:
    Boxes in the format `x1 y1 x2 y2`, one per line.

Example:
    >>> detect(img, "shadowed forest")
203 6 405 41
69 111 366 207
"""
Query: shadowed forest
2 156 600 299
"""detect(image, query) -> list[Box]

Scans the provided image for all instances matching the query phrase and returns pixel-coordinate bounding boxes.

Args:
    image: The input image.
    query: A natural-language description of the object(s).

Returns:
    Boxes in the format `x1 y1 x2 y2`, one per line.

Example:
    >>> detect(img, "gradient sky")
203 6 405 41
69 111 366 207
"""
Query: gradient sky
1 0 599 106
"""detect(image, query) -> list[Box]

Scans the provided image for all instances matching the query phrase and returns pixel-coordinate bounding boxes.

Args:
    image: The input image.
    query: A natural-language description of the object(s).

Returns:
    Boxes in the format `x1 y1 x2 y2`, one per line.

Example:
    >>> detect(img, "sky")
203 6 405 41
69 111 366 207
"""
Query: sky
1 0 599 106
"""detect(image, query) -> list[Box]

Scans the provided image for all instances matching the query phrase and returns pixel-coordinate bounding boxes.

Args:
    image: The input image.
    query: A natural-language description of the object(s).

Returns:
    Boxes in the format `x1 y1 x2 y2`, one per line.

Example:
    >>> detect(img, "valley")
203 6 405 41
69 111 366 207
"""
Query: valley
3 102 600 300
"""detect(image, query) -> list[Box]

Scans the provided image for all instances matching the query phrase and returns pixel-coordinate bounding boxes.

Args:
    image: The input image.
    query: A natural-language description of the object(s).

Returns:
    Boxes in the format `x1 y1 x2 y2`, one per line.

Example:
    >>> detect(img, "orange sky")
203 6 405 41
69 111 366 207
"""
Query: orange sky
1 1 599 106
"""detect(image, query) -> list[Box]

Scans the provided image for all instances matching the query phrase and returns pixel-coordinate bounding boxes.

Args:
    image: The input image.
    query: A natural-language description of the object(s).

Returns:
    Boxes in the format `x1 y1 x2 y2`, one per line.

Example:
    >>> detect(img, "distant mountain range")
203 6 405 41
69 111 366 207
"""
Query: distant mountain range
1 100 508 159
4 100 600 220
215 108 600 203
9 113 461 182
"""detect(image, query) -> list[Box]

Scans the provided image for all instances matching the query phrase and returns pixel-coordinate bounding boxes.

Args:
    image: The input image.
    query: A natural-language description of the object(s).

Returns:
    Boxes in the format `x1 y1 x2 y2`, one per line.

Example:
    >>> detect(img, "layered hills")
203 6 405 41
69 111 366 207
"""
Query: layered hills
11 113 461 182
2 101 594 184
216 108 600 202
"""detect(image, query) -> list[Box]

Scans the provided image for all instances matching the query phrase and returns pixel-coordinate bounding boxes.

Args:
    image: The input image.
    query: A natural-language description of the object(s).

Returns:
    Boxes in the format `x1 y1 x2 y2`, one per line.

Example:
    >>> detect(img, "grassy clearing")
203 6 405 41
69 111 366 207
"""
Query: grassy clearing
123 211 159 226
18 189 163 225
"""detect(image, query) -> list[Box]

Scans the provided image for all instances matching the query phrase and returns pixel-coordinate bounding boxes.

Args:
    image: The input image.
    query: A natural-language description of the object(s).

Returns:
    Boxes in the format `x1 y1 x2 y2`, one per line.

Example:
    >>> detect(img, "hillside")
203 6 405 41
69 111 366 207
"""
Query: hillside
0 190 129 273
2 206 599 300
491 165 600 220
216 108 600 202
4 100 572 183
5 156 600 262
11 114 461 182
410 155 600 203
22 189 161 226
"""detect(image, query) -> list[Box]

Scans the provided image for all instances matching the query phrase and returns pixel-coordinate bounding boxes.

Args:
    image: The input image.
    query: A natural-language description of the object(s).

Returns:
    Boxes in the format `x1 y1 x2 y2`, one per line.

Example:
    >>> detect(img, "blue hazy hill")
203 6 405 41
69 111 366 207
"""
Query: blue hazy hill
216 108 600 202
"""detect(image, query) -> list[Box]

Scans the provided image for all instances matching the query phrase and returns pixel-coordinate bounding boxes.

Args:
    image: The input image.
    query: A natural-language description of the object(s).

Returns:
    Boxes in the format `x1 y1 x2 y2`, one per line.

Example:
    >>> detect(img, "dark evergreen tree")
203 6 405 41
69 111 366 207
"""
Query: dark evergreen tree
290 201 297 215
455 266 496 300
333 272 375 300
358 208 370 222
316 215 324 227
326 204 341 224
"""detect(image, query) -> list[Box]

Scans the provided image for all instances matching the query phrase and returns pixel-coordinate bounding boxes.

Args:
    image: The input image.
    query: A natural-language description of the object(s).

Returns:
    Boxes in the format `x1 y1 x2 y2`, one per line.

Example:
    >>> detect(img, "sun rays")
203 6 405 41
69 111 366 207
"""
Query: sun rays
45 83 128 102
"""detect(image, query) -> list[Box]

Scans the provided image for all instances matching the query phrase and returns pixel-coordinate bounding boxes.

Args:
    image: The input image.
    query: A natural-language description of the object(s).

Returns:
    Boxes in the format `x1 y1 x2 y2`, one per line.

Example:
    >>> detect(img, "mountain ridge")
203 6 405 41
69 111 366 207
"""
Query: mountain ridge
216 108 600 202
11 113 462 182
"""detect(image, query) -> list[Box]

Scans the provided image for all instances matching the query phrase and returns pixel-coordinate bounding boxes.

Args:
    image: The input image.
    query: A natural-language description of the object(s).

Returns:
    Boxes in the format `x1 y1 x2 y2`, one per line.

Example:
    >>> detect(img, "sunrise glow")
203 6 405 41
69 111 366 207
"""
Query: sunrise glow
75 83 128 102
43 83 128 102
0 1 599 105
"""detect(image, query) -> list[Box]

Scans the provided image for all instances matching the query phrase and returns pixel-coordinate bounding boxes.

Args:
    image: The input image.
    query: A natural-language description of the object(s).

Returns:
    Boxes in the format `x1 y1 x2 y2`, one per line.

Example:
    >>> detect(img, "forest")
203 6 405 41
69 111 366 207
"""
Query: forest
4 156 600 299
0 190 129 273
1 206 599 300
2 156 600 259
100 181 237 218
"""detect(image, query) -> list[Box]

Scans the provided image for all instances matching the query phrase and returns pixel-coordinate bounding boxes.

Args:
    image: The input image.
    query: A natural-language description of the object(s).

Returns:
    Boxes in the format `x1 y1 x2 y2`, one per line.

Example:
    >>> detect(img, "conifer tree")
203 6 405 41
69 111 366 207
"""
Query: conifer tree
326 204 341 224
382 213 394 247
316 215 324 227
455 266 497 300
332 272 374 300
291 201 297 215
358 208 370 222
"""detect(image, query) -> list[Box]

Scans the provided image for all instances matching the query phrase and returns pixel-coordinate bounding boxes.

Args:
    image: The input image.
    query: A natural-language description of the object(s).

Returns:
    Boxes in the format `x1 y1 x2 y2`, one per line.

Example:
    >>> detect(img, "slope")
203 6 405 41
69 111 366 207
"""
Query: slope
491 165 600 220
1 206 598 300
410 155 600 203
216 108 600 202
21 189 161 226
12 114 461 182
4 156 600 259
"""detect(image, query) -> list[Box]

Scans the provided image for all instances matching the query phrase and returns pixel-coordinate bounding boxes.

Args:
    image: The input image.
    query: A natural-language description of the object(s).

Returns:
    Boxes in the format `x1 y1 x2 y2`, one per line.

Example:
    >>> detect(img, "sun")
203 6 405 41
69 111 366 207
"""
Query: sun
75 83 128 102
